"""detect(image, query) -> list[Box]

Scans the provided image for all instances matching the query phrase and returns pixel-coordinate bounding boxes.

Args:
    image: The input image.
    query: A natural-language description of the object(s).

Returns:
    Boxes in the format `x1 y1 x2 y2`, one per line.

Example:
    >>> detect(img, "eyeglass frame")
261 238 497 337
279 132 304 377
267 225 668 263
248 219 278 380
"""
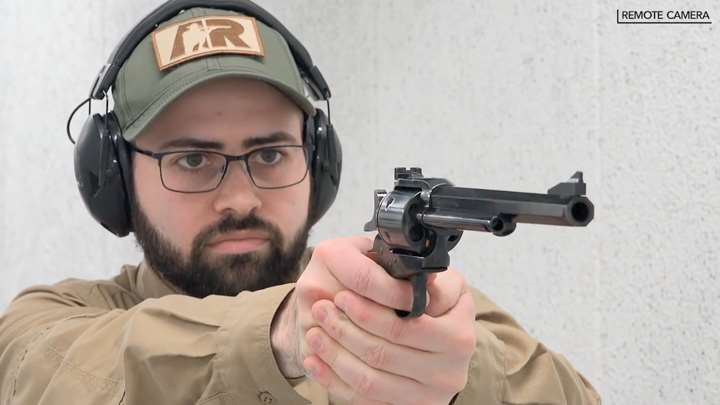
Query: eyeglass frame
128 143 312 193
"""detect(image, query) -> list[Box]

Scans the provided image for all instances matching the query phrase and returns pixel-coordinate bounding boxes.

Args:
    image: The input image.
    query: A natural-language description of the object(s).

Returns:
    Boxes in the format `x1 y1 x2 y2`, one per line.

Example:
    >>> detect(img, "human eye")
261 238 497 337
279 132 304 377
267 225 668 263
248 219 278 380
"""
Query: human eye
251 147 286 166
169 152 212 171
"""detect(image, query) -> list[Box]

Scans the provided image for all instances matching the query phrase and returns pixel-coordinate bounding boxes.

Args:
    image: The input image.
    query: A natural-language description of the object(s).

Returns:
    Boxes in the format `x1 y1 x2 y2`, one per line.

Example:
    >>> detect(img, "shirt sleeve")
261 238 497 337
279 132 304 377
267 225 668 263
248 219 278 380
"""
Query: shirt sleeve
0 281 311 405
452 288 602 405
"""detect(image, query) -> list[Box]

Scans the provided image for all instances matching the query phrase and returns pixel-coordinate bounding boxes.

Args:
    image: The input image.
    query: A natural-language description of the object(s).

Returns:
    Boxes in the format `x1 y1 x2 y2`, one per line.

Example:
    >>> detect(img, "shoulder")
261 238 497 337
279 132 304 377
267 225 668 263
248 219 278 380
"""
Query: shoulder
467 285 527 333
10 265 142 311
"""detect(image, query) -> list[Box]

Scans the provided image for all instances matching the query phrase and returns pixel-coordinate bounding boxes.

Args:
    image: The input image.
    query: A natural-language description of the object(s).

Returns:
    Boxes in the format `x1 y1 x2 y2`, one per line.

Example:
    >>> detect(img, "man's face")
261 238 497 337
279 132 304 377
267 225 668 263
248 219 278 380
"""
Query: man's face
131 77 311 297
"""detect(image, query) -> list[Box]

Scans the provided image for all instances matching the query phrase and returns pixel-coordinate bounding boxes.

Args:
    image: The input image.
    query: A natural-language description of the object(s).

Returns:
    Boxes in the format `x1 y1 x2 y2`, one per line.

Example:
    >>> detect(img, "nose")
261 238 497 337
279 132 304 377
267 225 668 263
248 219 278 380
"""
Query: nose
211 160 262 216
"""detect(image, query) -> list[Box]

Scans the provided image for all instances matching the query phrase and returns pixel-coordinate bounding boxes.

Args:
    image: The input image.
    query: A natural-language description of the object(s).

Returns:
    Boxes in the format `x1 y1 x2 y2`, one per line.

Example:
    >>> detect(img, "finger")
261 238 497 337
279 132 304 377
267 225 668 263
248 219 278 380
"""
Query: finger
440 290 477 327
312 300 452 381
335 290 472 353
296 236 376 313
305 326 426 404
338 234 375 251
316 240 416 312
303 355 390 405
424 269 466 317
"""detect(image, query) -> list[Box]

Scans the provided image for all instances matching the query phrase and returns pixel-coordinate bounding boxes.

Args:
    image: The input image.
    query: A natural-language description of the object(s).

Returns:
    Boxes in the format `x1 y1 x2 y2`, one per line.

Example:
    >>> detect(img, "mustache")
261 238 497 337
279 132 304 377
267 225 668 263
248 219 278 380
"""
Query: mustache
194 214 281 251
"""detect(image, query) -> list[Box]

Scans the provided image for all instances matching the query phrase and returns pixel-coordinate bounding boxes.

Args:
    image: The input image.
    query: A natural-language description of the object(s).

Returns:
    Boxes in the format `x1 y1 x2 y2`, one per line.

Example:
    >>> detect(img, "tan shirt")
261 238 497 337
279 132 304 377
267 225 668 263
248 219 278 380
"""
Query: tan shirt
0 262 601 404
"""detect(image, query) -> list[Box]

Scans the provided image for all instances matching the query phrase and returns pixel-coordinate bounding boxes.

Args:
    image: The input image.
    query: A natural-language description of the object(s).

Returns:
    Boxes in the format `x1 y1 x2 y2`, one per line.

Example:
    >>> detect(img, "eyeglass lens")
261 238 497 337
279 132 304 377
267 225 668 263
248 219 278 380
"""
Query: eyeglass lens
159 146 308 192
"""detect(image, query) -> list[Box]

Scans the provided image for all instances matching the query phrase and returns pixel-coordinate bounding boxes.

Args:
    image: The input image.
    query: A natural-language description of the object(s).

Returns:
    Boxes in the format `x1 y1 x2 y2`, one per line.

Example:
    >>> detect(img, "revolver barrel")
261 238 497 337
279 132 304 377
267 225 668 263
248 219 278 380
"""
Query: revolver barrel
421 184 594 234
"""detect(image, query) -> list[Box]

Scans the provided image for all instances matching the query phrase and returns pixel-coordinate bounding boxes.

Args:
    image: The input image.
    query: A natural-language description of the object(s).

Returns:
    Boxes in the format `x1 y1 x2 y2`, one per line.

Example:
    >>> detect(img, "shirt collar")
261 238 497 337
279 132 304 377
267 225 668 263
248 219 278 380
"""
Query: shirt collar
134 260 185 300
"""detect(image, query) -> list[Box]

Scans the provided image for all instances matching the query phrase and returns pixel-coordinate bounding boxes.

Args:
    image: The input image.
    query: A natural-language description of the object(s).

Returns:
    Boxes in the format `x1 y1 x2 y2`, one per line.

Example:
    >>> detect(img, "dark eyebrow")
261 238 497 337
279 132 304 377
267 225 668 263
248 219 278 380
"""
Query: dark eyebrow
158 138 224 150
157 132 297 151
242 132 297 149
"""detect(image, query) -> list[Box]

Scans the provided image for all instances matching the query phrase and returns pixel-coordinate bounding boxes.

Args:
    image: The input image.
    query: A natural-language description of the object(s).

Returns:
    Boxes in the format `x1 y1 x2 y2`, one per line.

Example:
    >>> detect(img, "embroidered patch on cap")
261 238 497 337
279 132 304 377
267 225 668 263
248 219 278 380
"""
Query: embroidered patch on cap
152 15 265 70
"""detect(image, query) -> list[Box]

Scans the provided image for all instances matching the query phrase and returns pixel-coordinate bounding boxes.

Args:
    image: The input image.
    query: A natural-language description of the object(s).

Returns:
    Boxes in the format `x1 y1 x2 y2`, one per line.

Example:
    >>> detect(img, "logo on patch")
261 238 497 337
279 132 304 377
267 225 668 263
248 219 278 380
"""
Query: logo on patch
152 15 265 70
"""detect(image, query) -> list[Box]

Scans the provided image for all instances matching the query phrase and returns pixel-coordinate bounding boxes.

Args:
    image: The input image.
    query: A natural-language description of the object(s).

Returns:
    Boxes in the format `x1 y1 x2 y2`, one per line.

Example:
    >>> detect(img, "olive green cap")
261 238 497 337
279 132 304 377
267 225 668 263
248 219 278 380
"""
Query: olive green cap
113 7 315 142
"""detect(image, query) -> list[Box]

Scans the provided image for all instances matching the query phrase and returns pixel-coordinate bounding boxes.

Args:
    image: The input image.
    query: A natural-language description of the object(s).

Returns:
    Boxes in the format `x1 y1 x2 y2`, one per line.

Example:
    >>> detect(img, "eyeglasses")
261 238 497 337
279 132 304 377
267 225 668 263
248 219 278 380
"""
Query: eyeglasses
130 144 311 193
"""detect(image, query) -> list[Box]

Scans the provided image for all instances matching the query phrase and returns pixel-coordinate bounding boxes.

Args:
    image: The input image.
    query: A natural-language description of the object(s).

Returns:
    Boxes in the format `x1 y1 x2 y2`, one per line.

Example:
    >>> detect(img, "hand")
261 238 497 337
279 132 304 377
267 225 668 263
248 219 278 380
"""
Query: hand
271 236 417 378
306 268 477 403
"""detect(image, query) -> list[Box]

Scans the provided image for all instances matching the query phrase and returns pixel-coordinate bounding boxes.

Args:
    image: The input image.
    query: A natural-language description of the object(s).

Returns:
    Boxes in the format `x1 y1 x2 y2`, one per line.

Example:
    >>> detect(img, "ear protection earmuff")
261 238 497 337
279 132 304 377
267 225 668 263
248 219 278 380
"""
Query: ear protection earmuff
70 0 341 237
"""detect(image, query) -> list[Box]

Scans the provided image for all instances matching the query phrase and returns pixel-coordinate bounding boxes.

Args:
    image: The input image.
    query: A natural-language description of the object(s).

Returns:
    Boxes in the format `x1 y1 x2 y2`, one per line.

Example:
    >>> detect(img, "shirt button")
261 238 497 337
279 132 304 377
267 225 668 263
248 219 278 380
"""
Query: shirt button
258 391 274 404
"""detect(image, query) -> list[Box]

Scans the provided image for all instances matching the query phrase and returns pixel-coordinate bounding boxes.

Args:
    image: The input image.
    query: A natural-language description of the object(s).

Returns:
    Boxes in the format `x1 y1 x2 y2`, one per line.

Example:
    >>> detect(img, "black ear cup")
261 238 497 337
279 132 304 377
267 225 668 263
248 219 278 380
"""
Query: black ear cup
307 109 342 226
74 114 132 237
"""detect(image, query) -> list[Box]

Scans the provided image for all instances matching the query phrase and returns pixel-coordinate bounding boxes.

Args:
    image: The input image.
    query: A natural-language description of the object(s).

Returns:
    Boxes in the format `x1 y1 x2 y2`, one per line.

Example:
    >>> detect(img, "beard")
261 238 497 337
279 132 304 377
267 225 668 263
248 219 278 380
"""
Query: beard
131 201 310 298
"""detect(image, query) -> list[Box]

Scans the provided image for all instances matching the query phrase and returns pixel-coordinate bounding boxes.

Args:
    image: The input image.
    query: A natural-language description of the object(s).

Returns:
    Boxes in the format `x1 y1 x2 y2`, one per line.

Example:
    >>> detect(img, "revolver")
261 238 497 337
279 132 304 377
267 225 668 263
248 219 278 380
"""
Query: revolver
364 168 594 318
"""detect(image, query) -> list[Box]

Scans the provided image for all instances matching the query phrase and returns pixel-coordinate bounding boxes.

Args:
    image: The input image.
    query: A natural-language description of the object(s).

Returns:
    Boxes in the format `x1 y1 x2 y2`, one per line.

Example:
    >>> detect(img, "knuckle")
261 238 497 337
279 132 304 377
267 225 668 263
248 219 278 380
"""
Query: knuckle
388 317 407 342
313 240 333 258
352 265 373 295
331 324 345 341
295 276 323 297
362 343 387 369
352 302 371 325
307 330 325 354
453 329 477 355
354 372 377 396
389 284 411 310
328 319 345 342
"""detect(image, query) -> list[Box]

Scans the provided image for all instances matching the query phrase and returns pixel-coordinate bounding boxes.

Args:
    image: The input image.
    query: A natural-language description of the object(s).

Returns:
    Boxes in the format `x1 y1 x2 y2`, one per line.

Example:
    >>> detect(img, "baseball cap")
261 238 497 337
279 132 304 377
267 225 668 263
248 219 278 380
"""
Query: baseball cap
112 7 315 142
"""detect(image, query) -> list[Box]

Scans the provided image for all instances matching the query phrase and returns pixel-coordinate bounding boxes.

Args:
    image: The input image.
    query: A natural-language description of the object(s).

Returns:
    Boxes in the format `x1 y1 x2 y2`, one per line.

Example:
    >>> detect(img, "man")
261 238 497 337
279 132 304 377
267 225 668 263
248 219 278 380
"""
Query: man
0 3 601 405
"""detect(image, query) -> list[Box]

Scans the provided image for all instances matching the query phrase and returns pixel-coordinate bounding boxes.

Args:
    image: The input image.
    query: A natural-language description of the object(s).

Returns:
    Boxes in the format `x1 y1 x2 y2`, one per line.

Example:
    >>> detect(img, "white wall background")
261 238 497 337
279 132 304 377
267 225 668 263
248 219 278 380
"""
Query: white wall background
1 1 719 404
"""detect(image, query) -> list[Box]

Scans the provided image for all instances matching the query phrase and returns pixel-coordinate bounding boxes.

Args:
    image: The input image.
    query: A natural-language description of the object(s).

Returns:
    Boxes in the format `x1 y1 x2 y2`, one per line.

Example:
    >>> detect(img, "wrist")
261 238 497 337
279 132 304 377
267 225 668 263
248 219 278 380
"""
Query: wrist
270 289 304 378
